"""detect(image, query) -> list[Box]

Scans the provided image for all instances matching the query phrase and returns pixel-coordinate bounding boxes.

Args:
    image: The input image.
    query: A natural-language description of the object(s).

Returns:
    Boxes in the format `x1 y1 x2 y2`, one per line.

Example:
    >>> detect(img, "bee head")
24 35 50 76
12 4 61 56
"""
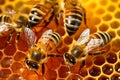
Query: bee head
64 53 76 66
25 57 39 70
25 47 46 70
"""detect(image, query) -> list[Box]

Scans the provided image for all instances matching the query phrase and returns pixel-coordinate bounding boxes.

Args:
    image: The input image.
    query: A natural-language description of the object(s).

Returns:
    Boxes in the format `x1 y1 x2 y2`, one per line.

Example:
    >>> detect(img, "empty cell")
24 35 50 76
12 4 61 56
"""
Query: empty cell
96 8 105 15
99 23 109 31
115 11 120 19
103 14 112 21
89 66 101 76
1 57 12 68
111 39 120 52
107 5 116 12
110 20 120 29
102 64 113 75
99 0 108 6
0 0 5 5
117 29 120 37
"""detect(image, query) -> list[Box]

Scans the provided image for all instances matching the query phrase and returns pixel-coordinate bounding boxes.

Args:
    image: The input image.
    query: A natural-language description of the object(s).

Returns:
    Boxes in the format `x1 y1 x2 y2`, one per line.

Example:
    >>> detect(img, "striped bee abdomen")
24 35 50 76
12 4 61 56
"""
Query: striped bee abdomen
64 7 83 35
0 15 12 24
91 32 112 46
28 4 50 27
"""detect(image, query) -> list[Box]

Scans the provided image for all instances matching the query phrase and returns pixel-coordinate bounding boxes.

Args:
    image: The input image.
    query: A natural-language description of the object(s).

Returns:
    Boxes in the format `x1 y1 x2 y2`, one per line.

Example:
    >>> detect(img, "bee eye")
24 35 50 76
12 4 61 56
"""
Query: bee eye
64 53 76 65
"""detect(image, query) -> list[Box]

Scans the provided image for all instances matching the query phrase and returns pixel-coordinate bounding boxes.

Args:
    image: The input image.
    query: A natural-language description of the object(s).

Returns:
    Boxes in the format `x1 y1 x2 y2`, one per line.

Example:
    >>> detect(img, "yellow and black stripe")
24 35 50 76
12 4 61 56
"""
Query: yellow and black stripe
0 15 12 23
64 7 83 35
28 3 50 27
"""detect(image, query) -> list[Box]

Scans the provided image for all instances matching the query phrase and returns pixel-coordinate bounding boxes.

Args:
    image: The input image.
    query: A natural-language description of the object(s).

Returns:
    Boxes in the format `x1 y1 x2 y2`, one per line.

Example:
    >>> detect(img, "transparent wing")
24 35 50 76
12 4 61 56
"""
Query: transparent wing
24 27 37 47
38 29 53 45
75 28 90 46
85 38 104 52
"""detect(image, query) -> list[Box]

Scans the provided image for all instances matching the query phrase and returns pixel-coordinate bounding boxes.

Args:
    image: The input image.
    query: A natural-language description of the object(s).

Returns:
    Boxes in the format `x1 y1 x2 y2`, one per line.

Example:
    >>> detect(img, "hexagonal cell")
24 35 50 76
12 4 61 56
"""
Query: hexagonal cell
8 74 23 80
0 51 3 60
79 68 88 77
66 74 82 80
111 0 118 2
99 0 108 6
1 57 12 68
107 5 116 12
111 74 120 80
115 11 120 19
0 69 11 78
93 55 105 66
102 64 113 75
85 77 96 80
17 39 28 52
92 17 101 25
44 69 57 80
57 46 69 54
102 14 112 21
55 27 65 36
46 57 61 70
98 75 109 80
106 52 117 64
111 39 120 52
115 62 120 73
4 44 16 56
63 36 73 45
99 23 109 31
89 66 101 76
58 65 70 78
14 51 26 61
95 8 105 15
110 20 120 29
11 62 23 73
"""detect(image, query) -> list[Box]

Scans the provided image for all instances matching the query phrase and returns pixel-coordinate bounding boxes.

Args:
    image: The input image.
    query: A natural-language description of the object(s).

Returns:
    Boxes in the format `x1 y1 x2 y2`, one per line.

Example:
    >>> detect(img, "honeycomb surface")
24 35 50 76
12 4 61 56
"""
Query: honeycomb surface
0 0 120 80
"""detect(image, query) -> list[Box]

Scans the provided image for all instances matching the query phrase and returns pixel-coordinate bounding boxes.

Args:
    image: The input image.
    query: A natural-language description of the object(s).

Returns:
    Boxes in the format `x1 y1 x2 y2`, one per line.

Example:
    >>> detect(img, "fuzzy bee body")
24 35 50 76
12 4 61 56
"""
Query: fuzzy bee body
64 28 112 66
64 0 87 35
24 29 61 74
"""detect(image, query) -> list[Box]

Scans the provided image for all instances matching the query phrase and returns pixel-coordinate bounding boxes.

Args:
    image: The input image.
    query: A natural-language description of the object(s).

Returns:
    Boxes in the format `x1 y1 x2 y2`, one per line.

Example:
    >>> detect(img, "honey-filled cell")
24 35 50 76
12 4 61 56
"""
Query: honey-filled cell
115 62 120 73
89 66 101 76
106 52 117 64
66 74 82 80
111 74 120 80
0 69 11 78
102 64 113 75
98 75 109 80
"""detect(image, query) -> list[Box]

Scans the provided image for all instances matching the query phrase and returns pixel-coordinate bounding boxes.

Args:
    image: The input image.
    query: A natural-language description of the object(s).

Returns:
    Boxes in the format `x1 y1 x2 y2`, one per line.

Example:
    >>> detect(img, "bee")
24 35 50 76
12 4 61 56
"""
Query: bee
27 0 64 29
64 0 87 35
0 12 28 43
24 28 61 74
63 28 112 67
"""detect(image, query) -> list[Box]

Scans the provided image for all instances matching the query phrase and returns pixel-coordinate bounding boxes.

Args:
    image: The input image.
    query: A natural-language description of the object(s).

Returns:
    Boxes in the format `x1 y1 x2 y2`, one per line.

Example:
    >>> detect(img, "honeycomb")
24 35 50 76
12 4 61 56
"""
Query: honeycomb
0 0 120 80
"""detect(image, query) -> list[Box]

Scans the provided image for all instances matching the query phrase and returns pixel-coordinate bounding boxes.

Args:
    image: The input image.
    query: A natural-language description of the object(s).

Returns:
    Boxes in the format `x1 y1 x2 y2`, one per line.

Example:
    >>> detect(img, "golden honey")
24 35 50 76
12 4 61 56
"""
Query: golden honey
0 0 120 80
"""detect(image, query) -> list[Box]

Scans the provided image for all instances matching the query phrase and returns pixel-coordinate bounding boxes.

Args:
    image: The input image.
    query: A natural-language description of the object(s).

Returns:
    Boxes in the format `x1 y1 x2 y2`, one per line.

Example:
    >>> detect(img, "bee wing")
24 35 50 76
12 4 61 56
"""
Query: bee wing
85 38 104 52
38 29 53 45
75 28 90 46
24 27 37 47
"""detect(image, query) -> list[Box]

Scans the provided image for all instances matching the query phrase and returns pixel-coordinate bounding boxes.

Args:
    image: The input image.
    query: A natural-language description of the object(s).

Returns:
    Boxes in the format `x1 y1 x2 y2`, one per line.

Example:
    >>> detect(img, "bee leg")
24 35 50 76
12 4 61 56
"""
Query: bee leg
82 8 88 28
55 10 63 26
6 30 15 44
42 63 45 75
15 32 20 43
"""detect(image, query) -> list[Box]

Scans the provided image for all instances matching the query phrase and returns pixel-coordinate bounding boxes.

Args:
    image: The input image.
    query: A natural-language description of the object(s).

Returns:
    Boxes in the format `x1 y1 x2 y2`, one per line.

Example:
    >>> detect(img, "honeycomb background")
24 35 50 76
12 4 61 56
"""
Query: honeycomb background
0 0 120 80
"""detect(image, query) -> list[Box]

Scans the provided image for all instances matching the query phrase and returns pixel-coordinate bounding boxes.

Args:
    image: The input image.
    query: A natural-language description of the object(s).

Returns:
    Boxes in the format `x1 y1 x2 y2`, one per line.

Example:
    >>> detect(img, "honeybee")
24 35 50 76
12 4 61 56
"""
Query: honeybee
0 13 28 43
63 28 112 67
64 0 87 35
27 0 64 29
24 28 61 74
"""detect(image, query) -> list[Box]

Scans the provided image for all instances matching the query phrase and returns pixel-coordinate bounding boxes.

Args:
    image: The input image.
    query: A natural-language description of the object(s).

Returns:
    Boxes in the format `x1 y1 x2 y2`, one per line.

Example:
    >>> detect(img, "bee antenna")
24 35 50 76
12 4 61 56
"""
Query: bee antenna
34 71 39 76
